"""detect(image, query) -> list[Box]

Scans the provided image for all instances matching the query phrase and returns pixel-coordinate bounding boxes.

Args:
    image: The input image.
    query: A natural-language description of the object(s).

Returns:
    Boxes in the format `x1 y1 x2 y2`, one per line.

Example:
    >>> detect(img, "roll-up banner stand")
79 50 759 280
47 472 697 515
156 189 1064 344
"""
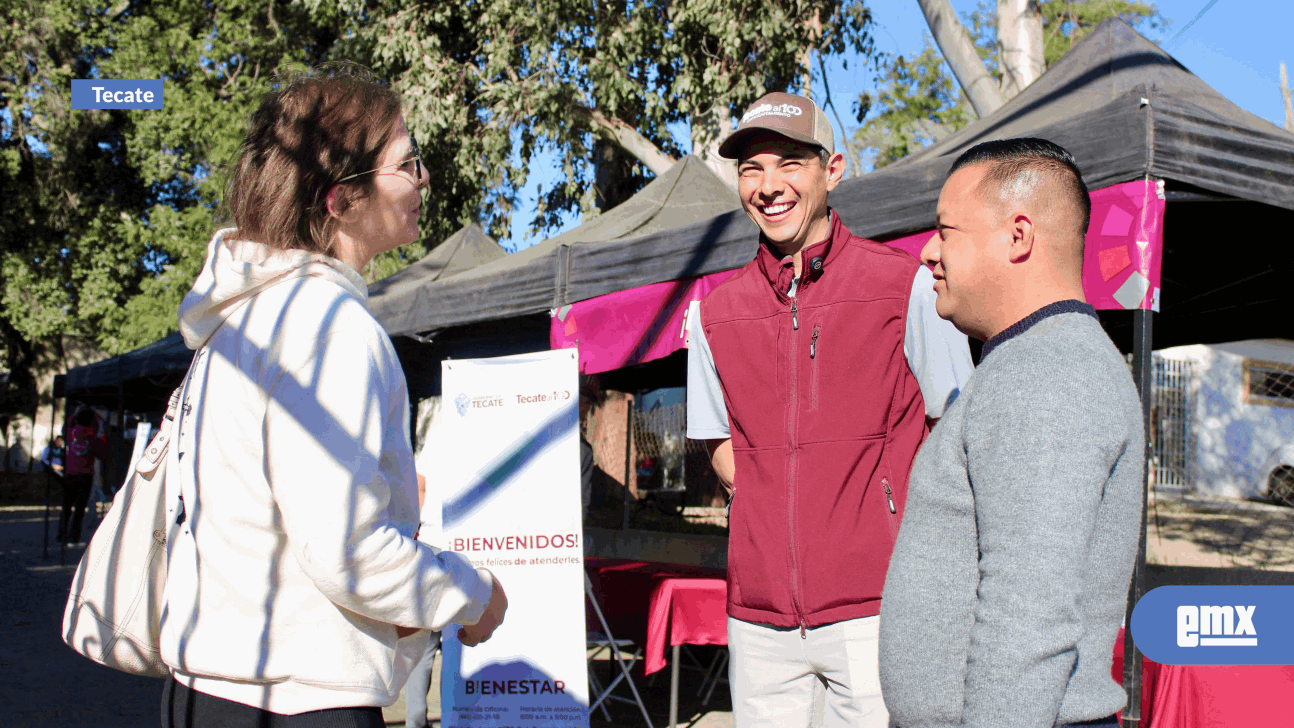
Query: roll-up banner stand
420 349 589 728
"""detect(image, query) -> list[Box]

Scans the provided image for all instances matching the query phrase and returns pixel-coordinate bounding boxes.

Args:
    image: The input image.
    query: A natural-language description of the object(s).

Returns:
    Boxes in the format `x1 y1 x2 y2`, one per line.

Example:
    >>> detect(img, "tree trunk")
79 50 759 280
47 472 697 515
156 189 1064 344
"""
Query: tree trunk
593 141 639 212
916 0 1005 118
1281 62 1293 133
997 0 1044 98
588 109 677 177
690 104 738 190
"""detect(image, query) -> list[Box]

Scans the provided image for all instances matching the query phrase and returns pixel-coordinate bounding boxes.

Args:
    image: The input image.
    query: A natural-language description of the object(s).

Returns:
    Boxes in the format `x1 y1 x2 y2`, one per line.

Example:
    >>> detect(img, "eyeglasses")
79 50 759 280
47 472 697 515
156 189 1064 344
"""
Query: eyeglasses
336 134 423 184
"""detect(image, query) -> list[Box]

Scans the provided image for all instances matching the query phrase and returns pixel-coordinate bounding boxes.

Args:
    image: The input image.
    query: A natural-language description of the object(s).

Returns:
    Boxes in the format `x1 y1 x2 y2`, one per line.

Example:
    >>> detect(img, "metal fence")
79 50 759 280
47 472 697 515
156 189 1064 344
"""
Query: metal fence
629 402 720 506
1150 354 1195 491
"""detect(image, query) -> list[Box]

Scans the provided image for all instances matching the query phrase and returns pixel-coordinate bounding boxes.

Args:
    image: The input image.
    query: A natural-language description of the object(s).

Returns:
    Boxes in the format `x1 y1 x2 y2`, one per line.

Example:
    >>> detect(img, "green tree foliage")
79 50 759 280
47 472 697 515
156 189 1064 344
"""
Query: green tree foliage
1 0 338 424
3 0 880 419
852 0 1165 170
1039 0 1167 66
853 40 973 169
333 0 877 240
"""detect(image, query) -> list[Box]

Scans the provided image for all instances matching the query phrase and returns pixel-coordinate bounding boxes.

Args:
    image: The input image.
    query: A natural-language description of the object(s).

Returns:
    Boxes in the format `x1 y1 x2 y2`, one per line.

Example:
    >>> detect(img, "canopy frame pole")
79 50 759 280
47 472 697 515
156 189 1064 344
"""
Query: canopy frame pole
1121 308 1153 727
622 393 634 530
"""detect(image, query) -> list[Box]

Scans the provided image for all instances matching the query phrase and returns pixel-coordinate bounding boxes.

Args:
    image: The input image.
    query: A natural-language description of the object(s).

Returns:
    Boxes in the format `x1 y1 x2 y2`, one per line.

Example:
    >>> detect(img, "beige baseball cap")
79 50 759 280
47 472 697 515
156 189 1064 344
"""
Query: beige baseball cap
718 92 835 160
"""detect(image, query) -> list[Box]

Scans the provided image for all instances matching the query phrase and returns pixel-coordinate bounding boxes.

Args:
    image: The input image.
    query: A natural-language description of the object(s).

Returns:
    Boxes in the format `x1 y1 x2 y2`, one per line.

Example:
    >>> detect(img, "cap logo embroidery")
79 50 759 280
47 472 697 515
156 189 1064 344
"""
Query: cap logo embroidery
741 102 804 124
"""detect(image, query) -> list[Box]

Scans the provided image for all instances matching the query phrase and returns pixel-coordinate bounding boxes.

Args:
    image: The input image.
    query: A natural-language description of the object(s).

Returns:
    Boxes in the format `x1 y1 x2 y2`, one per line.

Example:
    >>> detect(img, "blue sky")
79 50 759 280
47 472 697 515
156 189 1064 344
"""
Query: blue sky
499 0 1294 250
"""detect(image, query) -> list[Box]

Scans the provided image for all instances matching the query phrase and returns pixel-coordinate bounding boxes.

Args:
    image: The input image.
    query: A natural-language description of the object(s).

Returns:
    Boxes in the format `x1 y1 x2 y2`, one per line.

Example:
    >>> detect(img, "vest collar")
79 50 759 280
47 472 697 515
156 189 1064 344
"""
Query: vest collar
754 209 843 299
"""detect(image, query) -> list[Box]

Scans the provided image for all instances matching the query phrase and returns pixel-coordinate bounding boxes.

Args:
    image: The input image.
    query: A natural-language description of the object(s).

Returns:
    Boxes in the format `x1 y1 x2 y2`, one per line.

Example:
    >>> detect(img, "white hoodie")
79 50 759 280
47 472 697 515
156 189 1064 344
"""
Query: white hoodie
161 229 492 714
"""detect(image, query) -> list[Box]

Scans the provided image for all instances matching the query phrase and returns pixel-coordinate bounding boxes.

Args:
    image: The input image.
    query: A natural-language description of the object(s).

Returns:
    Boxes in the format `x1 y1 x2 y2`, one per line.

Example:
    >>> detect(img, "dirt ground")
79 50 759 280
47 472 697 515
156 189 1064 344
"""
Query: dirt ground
1145 491 1294 583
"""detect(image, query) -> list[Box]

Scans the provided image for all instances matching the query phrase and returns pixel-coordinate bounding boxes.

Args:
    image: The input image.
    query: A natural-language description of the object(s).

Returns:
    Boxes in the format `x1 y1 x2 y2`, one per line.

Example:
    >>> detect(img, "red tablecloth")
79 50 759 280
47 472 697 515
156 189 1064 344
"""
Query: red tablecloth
1113 628 1294 727
585 558 728 675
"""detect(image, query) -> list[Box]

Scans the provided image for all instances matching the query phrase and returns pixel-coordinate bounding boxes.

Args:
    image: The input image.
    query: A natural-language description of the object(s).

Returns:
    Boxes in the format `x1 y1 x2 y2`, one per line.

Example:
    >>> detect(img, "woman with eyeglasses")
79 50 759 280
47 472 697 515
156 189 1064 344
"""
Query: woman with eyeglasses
158 63 506 727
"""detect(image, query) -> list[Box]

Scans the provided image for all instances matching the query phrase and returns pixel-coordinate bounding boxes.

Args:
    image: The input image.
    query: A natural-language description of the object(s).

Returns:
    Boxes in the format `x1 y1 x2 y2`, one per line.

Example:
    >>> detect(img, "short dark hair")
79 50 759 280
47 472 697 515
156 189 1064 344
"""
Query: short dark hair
949 138 1092 237
224 62 403 257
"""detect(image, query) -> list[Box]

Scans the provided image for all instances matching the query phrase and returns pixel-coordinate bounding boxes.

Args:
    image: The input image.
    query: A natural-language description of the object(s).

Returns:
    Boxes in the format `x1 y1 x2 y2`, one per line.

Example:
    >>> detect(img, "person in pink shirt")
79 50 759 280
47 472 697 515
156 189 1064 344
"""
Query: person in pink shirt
59 407 108 545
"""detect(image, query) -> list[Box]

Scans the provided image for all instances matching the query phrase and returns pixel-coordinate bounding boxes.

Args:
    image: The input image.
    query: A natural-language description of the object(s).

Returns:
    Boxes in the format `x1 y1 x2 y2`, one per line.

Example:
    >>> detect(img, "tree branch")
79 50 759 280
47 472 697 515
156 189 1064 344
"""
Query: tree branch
267 0 282 40
818 52 861 176
585 108 676 176
916 0 1005 118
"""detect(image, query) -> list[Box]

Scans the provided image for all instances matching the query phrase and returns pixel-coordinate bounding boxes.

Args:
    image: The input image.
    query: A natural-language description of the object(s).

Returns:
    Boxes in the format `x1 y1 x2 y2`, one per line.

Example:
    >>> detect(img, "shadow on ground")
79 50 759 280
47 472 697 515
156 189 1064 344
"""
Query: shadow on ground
1147 493 1294 571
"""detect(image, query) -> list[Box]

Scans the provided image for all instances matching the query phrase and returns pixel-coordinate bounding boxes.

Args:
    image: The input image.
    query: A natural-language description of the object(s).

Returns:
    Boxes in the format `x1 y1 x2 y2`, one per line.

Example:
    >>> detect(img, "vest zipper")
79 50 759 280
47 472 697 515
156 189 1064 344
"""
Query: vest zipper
786 294 804 633
809 325 820 410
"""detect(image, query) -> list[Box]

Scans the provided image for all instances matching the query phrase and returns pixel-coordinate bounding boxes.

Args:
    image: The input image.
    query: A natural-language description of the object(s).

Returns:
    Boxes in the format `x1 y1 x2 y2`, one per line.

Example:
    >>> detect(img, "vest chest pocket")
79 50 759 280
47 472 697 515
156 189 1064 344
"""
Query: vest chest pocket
809 325 821 410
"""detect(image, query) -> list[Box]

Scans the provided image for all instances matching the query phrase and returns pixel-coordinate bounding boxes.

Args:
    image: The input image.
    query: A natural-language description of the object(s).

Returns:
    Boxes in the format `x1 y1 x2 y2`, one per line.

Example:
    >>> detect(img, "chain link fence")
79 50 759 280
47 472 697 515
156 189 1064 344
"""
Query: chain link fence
585 392 725 515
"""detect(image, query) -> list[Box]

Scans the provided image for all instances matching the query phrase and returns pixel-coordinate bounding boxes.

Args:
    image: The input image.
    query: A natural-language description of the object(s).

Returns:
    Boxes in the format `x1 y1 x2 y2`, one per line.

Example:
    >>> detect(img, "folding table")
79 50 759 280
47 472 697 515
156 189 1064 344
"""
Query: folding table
585 558 728 728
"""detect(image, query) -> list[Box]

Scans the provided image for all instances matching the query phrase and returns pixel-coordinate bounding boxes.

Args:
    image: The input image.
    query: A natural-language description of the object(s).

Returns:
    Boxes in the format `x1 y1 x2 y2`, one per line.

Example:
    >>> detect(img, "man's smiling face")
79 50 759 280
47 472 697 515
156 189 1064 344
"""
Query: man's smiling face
736 132 842 256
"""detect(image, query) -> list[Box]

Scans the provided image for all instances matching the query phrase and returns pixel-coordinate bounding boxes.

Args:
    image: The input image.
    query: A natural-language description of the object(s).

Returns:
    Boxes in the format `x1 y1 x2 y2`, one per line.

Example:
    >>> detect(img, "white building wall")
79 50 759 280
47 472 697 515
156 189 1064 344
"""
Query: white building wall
1161 341 1294 498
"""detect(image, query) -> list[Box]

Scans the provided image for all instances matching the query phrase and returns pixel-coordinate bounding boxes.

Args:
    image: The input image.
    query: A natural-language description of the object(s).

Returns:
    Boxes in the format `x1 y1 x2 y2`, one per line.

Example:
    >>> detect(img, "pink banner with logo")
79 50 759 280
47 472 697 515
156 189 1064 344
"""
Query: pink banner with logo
550 179 1164 374
879 179 1165 311
550 271 737 375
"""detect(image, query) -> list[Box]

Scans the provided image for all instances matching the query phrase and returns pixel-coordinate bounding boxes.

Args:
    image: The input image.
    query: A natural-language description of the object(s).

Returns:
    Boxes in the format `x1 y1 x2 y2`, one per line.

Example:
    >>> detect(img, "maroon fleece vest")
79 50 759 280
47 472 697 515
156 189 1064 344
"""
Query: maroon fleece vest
700 212 928 629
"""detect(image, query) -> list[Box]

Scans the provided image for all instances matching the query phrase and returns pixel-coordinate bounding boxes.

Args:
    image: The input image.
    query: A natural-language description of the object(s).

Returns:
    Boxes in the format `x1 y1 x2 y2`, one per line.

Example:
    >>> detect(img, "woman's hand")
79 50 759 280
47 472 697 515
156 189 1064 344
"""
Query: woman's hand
459 575 508 647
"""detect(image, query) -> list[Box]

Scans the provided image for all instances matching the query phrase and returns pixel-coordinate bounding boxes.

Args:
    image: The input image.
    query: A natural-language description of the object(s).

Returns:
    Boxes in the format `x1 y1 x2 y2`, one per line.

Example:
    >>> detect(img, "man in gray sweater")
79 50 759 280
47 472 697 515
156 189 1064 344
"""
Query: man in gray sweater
879 138 1144 728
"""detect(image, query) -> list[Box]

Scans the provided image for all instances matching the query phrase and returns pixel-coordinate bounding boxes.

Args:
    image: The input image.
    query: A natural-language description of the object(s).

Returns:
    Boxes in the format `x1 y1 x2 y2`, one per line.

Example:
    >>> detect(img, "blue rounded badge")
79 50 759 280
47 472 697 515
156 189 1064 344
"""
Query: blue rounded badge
72 79 163 110
1130 585 1294 665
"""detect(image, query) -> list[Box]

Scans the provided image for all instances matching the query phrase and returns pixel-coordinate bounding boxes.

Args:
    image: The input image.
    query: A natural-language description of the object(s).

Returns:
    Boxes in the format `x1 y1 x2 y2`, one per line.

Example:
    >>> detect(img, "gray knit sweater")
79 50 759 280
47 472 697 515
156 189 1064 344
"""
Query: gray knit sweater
879 301 1144 728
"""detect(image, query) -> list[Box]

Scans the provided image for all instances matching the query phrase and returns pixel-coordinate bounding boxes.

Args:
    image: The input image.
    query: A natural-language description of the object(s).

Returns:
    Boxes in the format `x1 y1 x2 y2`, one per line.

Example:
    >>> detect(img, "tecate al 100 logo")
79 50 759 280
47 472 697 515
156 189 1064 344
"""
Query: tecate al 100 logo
1129 585 1294 665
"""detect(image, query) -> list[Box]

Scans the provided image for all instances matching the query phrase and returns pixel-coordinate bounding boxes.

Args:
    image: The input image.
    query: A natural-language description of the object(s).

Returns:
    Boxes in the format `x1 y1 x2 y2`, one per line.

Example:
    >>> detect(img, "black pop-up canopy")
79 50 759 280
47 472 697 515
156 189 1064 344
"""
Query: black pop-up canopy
376 155 742 398
383 19 1294 353
374 154 742 339
368 223 508 333
58 331 192 411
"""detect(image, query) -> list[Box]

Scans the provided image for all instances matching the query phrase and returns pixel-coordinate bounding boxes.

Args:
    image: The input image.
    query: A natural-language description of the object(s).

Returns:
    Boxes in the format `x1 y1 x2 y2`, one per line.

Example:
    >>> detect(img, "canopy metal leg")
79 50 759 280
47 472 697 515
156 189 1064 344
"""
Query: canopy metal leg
1122 308 1153 727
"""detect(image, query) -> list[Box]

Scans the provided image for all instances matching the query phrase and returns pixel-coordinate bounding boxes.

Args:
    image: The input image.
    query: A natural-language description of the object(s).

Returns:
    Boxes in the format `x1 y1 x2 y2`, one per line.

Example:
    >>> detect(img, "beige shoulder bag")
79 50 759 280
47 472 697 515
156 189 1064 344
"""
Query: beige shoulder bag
60 354 200 677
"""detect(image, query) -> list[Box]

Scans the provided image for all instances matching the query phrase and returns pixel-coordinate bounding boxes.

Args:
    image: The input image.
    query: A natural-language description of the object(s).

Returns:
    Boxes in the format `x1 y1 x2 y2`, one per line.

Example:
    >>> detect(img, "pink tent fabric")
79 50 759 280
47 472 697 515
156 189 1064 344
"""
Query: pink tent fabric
880 179 1165 311
550 271 736 375
550 179 1165 374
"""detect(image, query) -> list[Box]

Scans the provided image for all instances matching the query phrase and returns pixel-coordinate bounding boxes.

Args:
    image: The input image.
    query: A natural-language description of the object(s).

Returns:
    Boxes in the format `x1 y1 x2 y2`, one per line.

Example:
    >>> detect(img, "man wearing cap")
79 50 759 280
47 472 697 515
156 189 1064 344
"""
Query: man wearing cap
685 92 973 727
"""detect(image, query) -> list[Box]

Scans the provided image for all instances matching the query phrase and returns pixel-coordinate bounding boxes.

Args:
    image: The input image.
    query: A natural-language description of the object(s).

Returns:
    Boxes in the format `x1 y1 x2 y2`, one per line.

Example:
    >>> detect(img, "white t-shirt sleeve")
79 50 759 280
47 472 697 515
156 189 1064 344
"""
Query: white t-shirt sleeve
904 265 975 419
685 301 731 440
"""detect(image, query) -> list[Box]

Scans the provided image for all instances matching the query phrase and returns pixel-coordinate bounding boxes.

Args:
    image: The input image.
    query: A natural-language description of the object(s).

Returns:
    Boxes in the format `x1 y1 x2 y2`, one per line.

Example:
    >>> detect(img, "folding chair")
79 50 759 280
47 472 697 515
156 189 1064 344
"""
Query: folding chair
585 571 654 728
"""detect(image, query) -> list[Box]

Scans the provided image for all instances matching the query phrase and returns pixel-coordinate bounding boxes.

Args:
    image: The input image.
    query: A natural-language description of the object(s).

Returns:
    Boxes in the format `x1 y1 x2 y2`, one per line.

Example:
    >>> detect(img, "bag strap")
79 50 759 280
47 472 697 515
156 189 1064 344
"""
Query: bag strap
134 339 210 478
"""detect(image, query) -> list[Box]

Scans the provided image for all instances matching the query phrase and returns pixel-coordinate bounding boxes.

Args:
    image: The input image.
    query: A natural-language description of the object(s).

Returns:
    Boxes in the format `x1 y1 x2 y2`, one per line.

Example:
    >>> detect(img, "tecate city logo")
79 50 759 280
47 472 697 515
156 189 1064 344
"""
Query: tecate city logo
1130 586 1294 665
453 392 505 416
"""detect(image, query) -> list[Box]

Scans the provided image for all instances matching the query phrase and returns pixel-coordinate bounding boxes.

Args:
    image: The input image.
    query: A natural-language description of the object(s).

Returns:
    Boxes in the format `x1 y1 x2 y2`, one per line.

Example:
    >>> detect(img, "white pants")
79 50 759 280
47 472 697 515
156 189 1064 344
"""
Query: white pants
728 615 889 728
